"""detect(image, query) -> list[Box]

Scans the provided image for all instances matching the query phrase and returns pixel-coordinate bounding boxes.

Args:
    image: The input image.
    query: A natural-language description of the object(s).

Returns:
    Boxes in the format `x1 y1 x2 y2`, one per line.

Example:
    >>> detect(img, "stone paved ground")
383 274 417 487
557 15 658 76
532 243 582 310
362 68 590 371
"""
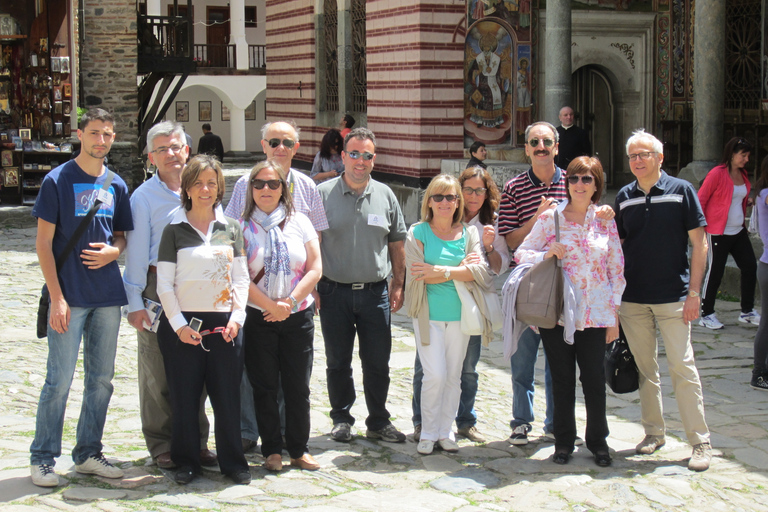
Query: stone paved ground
1 164 767 511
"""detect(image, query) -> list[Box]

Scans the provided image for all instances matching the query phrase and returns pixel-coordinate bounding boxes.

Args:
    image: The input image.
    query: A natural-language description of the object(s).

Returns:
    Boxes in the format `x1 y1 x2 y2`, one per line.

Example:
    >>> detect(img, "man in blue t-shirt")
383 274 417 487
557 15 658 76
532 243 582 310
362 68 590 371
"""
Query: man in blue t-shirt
29 108 133 487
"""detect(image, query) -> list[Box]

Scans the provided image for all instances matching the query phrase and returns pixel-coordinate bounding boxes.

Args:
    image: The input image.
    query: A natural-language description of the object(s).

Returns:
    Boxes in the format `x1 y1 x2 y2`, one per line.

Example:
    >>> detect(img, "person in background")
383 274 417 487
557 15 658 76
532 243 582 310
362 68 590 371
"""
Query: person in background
339 114 355 139
516 156 624 467
197 123 224 163
411 166 508 444
310 128 345 183
554 106 591 171
750 155 768 391
697 137 759 330
240 159 322 471
155 155 251 485
466 141 488 170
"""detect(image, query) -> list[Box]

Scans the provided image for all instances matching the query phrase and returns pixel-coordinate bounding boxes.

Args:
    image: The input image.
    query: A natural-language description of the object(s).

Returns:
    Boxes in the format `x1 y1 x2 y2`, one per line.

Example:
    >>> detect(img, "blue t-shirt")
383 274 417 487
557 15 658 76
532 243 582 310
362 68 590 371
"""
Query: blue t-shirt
32 160 133 308
413 222 466 322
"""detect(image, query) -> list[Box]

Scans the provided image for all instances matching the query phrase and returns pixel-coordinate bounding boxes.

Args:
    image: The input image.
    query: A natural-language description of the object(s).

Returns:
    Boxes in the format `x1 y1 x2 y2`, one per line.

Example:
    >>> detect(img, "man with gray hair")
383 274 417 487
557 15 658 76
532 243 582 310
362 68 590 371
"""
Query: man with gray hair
614 129 712 471
123 120 217 469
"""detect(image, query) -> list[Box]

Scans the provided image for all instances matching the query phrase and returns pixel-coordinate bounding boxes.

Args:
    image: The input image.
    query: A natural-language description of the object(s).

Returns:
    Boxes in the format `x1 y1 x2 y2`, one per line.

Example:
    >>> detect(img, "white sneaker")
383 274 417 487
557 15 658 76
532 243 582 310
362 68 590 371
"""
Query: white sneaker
417 439 435 455
30 464 59 487
700 313 724 330
75 454 124 478
739 310 761 325
438 438 459 453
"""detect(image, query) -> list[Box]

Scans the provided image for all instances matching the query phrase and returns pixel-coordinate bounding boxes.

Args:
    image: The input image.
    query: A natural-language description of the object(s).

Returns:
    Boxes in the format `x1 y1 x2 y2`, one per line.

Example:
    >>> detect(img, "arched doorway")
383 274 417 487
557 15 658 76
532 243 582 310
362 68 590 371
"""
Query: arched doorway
572 65 616 185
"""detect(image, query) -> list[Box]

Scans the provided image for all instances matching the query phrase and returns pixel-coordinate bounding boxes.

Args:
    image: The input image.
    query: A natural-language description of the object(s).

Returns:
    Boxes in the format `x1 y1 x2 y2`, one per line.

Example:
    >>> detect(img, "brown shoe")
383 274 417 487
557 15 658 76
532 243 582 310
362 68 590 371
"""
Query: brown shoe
264 453 283 471
155 451 175 469
199 449 218 466
290 453 320 471
413 424 421 442
688 442 712 472
635 435 666 455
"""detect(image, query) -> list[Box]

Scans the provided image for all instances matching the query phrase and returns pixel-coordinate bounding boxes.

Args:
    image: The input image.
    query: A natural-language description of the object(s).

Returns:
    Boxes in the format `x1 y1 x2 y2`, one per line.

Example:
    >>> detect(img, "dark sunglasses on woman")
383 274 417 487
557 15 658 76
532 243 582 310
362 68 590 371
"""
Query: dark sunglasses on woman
567 175 594 185
252 179 282 190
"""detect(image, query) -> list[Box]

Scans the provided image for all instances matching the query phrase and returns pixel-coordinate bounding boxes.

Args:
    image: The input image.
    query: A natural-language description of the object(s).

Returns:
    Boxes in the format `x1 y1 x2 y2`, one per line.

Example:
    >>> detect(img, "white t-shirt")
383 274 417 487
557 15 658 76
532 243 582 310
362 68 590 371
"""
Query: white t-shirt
725 184 747 235
240 212 318 312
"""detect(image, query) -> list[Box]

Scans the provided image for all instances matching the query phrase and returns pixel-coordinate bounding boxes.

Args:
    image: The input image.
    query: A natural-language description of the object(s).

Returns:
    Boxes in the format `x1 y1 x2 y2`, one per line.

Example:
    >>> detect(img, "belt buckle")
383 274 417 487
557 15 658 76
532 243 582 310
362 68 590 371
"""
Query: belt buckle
351 283 365 290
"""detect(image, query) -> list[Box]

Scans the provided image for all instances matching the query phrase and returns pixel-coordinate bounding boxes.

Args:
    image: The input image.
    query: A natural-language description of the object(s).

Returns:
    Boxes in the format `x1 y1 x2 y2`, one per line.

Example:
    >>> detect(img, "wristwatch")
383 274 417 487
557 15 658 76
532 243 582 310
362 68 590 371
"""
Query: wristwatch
688 290 700 298
443 268 451 280
289 294 299 308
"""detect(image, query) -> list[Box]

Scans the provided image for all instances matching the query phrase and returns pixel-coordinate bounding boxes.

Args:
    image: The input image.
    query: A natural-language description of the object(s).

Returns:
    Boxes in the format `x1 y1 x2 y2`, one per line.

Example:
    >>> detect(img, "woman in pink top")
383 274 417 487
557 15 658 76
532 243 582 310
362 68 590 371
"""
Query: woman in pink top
697 137 759 330
516 157 625 467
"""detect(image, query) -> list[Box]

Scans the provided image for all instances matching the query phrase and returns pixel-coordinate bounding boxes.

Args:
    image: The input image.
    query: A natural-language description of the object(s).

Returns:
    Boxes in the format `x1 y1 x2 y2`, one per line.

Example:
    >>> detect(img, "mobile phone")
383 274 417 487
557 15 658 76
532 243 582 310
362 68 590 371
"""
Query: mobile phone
189 317 203 332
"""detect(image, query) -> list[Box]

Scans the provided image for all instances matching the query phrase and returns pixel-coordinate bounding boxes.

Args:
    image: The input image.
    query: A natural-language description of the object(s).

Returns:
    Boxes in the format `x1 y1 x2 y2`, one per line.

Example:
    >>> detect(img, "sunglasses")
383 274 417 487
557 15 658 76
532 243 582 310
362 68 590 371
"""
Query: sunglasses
264 138 296 149
431 194 458 203
347 151 375 161
527 138 555 148
462 186 487 196
251 179 282 190
567 175 594 185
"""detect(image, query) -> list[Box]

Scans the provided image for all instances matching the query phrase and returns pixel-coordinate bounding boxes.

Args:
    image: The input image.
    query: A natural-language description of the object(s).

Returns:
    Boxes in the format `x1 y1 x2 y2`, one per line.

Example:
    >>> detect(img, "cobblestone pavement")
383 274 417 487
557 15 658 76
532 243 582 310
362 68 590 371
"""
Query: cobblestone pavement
1 164 767 511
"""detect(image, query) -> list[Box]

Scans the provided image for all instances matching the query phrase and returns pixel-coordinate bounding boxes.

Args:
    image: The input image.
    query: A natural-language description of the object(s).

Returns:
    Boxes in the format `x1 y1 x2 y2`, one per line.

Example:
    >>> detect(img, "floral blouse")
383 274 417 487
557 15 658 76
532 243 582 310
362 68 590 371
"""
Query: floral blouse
515 204 626 330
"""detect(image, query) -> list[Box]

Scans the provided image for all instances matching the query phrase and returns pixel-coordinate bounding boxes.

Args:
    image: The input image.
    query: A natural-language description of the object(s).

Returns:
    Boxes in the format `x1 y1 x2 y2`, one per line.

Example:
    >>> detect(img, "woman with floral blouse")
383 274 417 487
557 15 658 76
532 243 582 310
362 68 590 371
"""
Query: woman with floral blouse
516 156 625 467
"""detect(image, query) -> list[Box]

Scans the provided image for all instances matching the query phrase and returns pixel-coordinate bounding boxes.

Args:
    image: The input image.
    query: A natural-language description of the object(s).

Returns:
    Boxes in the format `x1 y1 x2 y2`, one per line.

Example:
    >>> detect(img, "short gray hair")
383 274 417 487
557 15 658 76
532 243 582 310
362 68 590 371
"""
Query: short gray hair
625 129 663 155
344 127 377 152
524 121 559 143
261 120 301 142
147 121 186 152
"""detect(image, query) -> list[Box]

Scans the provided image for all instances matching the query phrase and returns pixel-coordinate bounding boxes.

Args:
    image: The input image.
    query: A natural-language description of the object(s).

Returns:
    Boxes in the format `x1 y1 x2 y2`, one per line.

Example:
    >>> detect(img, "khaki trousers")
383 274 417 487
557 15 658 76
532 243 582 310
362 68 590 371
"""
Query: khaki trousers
138 272 210 457
619 301 710 446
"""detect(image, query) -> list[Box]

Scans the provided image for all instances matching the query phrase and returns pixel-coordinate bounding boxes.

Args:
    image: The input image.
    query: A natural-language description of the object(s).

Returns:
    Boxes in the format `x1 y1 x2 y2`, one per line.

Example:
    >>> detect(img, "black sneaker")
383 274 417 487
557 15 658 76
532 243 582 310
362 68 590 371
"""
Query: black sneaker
366 424 406 443
751 374 768 391
508 424 531 445
331 422 353 442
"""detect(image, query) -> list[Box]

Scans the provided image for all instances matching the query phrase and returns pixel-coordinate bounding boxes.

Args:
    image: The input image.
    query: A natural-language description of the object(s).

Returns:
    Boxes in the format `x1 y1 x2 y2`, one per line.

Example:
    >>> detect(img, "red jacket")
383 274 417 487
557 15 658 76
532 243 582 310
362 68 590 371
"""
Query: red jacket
697 164 750 235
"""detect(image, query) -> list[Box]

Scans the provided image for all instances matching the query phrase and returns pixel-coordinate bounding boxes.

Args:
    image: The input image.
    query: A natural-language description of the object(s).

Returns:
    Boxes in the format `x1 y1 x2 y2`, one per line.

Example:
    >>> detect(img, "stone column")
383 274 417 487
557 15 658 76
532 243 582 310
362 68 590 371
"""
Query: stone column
679 0 726 184
229 106 246 152
543 0 572 125
230 0 249 70
338 0 353 115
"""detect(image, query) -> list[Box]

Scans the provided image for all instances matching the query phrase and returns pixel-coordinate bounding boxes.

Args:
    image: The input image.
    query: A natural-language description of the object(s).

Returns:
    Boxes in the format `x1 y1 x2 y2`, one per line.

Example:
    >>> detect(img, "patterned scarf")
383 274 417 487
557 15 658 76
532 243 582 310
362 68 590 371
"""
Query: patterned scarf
251 204 291 300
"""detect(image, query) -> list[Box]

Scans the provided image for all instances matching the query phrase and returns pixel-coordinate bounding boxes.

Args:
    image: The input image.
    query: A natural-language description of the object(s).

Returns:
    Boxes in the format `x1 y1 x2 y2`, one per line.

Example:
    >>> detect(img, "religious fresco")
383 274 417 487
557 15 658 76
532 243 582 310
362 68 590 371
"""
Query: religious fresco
515 45 532 137
464 20 515 146
468 1 531 43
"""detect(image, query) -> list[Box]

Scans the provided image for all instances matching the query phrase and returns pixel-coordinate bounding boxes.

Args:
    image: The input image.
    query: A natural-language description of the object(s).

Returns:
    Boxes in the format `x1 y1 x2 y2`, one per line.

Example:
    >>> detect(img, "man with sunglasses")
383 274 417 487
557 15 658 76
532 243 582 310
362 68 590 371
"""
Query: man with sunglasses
225 120 328 453
197 123 224 162
123 120 217 470
614 129 712 471
316 127 407 444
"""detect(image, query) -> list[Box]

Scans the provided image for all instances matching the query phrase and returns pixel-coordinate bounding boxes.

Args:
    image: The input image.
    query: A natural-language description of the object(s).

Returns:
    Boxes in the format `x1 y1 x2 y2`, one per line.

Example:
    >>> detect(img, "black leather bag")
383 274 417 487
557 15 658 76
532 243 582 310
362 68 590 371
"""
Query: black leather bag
36 285 50 339
604 326 639 393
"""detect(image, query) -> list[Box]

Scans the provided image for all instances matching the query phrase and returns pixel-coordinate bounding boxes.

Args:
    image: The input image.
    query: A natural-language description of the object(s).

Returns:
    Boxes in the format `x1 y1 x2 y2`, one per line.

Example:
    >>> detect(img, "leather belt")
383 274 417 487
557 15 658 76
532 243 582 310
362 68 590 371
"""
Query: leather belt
320 276 386 290
148 265 157 273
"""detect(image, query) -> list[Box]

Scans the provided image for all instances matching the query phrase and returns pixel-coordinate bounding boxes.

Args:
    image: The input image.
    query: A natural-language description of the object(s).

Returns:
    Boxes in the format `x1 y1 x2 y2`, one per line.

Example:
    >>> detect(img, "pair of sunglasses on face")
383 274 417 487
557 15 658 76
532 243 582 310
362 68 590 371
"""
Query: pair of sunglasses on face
346 150 375 161
527 137 555 148
431 194 458 203
264 138 296 149
567 175 594 185
251 179 282 190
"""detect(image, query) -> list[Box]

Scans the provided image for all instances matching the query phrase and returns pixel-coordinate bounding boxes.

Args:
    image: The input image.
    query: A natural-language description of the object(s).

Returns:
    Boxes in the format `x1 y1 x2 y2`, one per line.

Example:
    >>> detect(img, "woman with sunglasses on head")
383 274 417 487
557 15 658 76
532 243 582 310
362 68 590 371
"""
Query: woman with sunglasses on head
240 159 322 471
516 156 625 467
155 155 251 485
697 137 759 330
405 174 495 455
310 128 345 184
411 167 508 444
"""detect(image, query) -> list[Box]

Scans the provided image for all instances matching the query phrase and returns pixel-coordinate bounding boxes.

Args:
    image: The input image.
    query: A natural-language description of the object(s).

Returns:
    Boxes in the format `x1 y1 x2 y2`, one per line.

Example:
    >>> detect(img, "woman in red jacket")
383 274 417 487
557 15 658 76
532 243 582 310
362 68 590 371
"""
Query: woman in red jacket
698 137 759 329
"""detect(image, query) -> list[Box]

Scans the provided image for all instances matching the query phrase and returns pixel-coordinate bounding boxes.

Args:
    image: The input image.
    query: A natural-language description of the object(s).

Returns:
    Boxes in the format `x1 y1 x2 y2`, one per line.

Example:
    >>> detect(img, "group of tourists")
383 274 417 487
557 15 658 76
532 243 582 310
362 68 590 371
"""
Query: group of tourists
28 108 764 489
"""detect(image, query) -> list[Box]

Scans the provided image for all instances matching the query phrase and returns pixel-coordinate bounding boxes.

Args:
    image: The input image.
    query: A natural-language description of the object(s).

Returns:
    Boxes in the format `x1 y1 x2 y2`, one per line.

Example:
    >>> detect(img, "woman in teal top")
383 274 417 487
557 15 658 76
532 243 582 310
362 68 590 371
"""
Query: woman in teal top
405 174 489 456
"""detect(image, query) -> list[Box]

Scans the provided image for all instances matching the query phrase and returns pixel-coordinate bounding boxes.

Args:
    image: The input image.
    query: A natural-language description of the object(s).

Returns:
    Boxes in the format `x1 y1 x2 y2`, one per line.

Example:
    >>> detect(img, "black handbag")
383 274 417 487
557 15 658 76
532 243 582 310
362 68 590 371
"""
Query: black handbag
604 325 639 393
36 171 115 338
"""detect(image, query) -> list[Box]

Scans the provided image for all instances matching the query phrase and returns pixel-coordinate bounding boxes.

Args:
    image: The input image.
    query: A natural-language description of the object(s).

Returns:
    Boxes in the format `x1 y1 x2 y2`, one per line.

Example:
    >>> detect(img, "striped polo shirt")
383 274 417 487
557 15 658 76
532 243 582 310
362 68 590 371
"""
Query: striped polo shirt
498 166 568 237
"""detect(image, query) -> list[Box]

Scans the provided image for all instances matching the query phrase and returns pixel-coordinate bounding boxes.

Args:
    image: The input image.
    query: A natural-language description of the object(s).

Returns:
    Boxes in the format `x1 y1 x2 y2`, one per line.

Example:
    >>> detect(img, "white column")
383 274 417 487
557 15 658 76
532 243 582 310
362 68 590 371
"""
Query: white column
230 0 249 70
229 106 246 151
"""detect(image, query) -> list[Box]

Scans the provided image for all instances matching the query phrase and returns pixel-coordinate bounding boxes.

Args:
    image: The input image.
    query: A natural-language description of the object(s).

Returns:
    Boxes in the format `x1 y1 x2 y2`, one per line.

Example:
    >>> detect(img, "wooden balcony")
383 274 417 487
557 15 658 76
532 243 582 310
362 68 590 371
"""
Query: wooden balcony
138 14 196 74
191 44 266 76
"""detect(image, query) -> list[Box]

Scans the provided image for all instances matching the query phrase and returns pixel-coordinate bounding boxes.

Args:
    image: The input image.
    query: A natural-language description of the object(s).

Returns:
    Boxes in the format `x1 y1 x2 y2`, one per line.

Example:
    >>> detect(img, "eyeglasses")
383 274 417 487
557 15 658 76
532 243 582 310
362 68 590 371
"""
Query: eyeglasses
252 179 282 190
567 175 594 185
462 186 487 196
152 144 185 154
627 151 657 162
197 326 227 352
527 138 555 148
264 138 296 149
347 151 375 161
431 194 458 203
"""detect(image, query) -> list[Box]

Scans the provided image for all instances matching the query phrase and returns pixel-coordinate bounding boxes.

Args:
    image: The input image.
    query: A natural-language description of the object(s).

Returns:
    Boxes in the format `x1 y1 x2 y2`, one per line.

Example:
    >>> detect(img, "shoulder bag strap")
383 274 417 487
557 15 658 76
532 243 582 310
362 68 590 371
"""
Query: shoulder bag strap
554 208 562 268
55 170 116 272
251 217 287 286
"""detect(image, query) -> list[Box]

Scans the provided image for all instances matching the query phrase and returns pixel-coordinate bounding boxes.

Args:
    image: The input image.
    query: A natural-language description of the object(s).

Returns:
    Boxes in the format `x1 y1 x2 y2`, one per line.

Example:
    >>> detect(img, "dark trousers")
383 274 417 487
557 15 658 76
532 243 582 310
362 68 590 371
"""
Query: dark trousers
702 229 757 316
157 311 247 476
540 325 609 454
243 307 314 459
318 278 393 430
755 262 768 375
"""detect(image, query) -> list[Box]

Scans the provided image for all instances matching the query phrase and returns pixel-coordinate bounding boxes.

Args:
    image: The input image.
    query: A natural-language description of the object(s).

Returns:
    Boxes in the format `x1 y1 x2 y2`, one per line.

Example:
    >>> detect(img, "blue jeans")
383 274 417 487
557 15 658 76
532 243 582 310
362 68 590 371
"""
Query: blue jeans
318 279 393 430
412 334 481 429
239 373 260 442
509 327 554 433
30 306 121 466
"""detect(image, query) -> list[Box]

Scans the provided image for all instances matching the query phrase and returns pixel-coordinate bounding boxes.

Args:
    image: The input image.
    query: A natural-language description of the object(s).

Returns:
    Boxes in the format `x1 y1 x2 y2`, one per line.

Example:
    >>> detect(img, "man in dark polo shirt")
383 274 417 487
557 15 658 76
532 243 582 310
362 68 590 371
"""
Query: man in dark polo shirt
554 106 591 171
317 127 407 444
614 129 712 471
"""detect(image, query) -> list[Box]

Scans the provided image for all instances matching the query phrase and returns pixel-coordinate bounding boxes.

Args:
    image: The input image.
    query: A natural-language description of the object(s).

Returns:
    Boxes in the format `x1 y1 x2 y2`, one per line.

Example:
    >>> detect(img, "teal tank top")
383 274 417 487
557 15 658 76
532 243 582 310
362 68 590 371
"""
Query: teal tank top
413 222 466 322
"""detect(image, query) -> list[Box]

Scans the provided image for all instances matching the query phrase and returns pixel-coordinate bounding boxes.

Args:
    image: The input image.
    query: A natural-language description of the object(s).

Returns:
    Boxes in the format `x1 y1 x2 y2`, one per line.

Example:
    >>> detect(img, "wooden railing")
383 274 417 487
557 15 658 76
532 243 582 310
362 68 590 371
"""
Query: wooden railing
138 15 192 59
193 44 235 68
249 45 266 69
